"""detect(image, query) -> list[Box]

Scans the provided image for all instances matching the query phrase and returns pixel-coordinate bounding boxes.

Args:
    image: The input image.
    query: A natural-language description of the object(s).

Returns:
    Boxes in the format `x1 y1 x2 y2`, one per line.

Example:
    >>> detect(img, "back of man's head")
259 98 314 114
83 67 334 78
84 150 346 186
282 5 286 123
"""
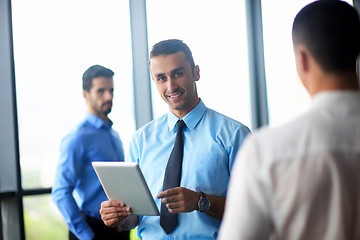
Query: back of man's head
82 65 114 91
149 39 196 72
292 0 360 73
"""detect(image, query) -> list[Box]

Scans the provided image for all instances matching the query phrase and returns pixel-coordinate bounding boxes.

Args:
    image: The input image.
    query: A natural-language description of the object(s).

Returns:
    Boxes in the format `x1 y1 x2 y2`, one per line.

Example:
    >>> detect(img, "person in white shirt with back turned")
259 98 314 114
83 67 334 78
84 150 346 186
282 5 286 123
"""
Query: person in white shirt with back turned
218 1 360 239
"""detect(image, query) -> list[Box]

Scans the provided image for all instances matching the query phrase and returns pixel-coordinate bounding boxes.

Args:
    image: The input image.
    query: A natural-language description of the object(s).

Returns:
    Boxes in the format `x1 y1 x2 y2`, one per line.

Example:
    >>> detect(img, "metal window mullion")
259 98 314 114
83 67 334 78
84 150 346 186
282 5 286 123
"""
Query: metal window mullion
246 0 269 129
129 0 153 129
0 0 24 239
22 188 51 196
0 201 2 240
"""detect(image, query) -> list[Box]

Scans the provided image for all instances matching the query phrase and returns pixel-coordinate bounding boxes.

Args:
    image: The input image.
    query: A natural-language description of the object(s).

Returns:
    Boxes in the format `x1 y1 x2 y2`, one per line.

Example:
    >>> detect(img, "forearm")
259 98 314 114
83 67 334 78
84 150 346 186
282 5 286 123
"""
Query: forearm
117 215 139 230
52 191 94 239
202 194 225 219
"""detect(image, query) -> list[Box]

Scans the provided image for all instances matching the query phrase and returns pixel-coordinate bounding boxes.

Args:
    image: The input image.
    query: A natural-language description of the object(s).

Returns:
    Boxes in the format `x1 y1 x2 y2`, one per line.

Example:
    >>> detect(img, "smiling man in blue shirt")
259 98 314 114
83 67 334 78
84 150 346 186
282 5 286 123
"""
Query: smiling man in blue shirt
99 39 251 239
52 65 129 240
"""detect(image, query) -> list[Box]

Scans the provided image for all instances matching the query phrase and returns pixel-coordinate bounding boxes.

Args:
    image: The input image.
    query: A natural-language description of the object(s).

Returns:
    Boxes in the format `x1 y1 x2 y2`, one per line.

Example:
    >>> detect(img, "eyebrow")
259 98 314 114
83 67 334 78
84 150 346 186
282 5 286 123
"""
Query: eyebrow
154 73 166 79
154 67 185 78
171 67 185 75
96 87 114 91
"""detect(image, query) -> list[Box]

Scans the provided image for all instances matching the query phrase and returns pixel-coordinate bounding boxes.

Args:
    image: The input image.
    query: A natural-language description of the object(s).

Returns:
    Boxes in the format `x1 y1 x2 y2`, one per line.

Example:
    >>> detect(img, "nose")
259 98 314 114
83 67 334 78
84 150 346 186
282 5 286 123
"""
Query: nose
167 78 177 92
104 90 113 101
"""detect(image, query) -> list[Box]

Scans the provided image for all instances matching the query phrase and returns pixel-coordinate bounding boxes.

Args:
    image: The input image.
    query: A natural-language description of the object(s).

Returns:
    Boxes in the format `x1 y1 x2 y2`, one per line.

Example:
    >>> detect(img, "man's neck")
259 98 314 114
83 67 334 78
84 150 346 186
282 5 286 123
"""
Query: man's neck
88 108 109 123
170 98 200 119
309 71 359 97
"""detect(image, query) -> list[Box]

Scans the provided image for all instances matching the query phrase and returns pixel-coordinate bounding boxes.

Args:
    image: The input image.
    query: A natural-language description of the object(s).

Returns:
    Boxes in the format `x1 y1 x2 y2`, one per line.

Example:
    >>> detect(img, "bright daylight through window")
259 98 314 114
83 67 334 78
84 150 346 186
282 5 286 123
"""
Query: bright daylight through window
11 0 134 239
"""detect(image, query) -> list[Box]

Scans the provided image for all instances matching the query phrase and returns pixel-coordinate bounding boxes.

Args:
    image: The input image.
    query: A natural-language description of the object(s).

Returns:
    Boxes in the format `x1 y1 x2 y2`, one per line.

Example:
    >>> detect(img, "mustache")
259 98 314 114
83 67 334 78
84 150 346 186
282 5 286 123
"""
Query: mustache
102 101 112 107
165 88 183 95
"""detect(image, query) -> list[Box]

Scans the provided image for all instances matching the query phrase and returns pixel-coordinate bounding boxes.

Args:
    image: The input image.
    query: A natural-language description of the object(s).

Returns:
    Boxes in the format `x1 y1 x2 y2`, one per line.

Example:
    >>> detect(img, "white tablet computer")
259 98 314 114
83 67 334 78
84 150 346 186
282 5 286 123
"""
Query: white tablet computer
92 161 160 216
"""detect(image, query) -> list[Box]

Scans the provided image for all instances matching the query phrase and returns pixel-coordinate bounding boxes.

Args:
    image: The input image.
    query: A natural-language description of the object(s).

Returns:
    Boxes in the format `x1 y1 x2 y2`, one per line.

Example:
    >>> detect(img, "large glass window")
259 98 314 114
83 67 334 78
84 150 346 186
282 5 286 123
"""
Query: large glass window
146 0 252 129
12 0 134 189
23 195 67 240
262 0 353 127
11 0 134 238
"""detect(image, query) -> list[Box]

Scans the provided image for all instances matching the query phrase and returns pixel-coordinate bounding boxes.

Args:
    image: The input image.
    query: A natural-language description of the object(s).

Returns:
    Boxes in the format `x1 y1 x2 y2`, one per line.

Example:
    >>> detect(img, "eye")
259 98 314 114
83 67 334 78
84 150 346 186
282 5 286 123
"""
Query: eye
97 89 105 94
157 76 166 82
174 71 184 78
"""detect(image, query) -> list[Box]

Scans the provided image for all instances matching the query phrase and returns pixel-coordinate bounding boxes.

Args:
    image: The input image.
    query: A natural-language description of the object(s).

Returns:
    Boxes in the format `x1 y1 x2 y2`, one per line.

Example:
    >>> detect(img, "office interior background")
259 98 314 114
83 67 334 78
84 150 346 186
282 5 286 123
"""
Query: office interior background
0 0 359 239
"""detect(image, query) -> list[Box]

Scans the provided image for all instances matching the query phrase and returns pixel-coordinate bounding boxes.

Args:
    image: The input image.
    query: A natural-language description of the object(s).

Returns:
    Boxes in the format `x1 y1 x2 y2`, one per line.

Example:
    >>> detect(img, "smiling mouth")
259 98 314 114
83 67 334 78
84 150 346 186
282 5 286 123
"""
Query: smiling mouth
103 102 112 108
167 91 183 98
168 93 181 98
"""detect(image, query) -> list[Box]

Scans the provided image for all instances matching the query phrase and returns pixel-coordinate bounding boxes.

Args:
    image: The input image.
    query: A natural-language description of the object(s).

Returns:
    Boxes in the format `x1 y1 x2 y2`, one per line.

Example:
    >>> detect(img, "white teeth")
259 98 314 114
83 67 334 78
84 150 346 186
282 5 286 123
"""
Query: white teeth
169 93 181 98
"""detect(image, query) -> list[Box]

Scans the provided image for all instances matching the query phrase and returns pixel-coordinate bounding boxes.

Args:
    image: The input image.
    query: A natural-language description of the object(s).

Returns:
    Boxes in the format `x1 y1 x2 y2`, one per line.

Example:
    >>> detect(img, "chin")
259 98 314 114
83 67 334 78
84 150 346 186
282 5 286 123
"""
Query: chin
171 105 185 111
104 109 112 115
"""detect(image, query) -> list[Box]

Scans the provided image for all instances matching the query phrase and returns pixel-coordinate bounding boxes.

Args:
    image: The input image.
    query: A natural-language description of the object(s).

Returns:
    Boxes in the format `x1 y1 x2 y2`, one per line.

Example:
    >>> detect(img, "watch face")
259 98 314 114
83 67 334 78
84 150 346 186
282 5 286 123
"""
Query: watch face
199 198 210 212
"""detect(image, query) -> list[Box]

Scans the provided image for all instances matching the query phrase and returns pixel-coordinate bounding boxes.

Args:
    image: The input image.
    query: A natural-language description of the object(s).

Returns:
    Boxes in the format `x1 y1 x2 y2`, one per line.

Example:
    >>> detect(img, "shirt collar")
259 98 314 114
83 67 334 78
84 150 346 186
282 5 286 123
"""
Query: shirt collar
312 90 360 110
167 99 207 132
86 111 113 129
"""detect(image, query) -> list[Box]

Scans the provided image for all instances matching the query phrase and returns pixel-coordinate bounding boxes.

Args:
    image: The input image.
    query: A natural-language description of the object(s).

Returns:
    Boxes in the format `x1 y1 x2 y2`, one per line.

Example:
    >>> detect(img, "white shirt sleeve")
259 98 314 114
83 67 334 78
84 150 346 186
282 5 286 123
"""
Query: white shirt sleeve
218 136 272 240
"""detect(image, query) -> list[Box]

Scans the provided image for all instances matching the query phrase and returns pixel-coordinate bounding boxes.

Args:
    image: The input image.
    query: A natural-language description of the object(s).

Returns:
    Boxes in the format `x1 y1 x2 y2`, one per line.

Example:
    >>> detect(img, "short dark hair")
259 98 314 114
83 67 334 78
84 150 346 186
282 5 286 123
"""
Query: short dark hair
292 0 360 73
149 39 196 72
82 65 114 91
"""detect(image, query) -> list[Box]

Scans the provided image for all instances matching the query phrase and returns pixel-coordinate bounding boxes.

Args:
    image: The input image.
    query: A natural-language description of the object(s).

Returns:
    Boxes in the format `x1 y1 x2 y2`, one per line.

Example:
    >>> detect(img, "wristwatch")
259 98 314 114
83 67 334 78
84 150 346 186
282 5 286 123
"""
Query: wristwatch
197 191 210 212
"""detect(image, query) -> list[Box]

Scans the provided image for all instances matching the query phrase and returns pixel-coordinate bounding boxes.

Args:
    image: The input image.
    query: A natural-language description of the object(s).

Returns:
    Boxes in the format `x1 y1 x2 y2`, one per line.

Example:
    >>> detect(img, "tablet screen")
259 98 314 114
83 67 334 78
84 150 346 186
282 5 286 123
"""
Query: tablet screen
92 161 160 216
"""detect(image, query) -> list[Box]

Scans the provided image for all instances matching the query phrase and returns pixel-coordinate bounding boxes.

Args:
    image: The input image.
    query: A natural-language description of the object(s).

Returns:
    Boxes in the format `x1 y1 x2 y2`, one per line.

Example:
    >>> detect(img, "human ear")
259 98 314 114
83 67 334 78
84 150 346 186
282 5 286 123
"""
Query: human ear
294 46 312 94
295 45 310 74
83 90 89 100
194 65 200 81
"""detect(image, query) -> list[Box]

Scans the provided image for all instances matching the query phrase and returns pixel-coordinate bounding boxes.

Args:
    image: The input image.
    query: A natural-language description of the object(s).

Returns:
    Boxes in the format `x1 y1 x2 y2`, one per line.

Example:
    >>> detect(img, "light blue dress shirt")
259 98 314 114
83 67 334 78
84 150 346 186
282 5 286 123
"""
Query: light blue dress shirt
128 100 251 240
52 112 124 240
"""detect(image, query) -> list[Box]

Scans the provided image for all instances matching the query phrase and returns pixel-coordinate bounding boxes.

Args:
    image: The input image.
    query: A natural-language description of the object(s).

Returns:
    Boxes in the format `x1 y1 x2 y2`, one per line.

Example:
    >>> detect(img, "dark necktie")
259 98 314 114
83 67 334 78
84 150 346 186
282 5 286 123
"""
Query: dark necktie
160 120 186 234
